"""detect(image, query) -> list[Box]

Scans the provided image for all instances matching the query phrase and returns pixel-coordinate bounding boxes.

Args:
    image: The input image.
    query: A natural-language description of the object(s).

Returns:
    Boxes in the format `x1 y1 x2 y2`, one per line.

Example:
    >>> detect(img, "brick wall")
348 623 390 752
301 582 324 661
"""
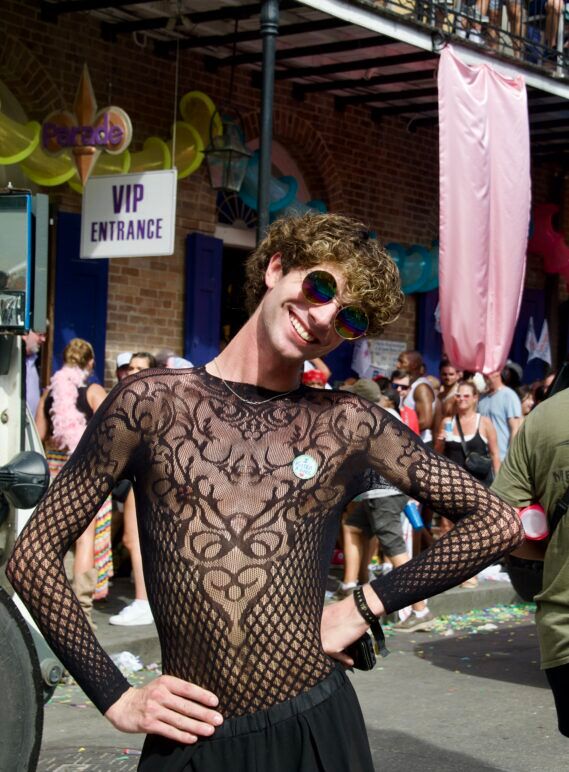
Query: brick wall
3 0 564 385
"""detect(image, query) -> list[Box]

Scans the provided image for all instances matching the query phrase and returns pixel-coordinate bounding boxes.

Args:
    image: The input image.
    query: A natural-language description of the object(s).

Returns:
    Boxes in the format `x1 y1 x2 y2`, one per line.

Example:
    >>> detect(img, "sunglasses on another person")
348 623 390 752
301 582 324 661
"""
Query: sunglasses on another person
391 382 410 391
301 270 369 340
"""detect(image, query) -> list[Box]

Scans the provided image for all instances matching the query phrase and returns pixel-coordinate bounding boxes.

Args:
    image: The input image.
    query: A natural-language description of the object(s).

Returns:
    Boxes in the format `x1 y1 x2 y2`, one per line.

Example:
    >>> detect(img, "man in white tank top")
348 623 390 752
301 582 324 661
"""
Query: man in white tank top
397 350 437 444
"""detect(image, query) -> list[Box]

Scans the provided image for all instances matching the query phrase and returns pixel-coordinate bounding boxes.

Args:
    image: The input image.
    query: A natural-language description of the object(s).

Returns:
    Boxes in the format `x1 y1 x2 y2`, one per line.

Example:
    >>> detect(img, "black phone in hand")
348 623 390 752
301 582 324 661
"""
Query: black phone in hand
345 632 376 671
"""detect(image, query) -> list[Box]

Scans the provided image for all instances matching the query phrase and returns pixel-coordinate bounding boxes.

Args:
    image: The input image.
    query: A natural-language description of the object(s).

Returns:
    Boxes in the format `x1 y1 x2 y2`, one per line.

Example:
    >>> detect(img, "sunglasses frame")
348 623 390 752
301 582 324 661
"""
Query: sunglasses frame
301 270 369 340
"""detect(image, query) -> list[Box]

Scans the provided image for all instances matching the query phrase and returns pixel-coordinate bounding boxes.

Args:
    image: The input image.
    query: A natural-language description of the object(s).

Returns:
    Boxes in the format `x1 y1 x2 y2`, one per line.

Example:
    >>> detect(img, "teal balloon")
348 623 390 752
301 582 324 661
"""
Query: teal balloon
385 242 407 273
402 245 430 293
238 152 298 213
386 241 439 294
422 243 439 292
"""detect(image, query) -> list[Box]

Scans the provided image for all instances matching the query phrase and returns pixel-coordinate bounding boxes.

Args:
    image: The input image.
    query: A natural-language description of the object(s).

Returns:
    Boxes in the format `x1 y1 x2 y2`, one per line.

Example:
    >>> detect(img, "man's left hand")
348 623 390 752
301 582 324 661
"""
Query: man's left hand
321 591 378 666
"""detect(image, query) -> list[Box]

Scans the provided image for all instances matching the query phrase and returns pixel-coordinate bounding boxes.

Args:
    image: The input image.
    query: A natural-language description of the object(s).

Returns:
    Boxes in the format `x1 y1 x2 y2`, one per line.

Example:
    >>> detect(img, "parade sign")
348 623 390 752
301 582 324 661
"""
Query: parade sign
80 169 177 259
42 64 132 185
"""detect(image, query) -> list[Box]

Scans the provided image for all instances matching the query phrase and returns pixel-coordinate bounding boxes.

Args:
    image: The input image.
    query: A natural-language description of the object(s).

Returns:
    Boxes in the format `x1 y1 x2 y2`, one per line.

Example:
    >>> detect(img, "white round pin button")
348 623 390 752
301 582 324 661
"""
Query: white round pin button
292 454 318 480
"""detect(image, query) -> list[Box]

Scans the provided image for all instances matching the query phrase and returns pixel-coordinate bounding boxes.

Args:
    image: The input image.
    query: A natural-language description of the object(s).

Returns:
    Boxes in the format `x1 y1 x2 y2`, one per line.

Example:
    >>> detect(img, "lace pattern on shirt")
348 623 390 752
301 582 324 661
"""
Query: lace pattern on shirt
7 367 522 716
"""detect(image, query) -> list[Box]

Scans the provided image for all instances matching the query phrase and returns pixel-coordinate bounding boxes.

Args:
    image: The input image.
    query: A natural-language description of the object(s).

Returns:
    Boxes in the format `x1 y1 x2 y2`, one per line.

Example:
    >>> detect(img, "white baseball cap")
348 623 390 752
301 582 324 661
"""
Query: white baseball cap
116 351 132 369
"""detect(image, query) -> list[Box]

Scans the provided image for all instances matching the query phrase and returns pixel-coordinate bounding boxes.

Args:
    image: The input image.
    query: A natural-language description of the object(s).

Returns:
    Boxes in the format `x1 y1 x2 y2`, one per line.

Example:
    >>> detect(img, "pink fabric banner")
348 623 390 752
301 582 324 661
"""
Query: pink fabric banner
438 46 531 374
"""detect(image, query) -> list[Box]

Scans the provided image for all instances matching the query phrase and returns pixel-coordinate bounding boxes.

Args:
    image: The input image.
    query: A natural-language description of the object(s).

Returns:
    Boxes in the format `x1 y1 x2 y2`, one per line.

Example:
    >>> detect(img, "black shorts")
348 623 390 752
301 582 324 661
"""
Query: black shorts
138 666 374 772
545 662 569 737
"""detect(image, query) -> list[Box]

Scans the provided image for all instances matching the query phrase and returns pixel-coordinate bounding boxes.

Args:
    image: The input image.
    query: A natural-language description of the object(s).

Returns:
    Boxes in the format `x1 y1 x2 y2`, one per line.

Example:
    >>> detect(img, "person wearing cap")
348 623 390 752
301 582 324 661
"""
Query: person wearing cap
342 377 378 403
502 359 523 390
478 368 523 460
155 348 194 369
301 369 328 388
116 352 133 381
167 356 194 369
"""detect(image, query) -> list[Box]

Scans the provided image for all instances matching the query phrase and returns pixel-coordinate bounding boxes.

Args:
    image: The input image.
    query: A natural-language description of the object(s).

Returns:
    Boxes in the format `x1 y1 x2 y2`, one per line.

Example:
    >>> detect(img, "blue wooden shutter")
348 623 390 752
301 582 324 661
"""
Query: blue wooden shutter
53 212 108 384
184 232 223 365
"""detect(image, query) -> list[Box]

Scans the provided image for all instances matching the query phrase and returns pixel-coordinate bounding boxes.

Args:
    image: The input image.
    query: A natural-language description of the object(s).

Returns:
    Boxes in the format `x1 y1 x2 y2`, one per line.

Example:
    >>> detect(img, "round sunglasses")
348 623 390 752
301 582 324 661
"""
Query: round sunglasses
301 270 369 340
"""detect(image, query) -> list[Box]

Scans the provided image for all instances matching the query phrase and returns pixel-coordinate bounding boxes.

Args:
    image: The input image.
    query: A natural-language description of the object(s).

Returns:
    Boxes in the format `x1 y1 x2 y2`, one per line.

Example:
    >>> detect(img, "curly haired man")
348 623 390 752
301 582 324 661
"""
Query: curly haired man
8 213 523 771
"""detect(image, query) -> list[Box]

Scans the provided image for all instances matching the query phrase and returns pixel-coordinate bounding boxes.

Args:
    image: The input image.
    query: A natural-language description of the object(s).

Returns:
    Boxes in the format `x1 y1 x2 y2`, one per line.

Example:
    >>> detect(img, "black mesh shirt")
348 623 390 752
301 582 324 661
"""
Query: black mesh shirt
7 367 523 716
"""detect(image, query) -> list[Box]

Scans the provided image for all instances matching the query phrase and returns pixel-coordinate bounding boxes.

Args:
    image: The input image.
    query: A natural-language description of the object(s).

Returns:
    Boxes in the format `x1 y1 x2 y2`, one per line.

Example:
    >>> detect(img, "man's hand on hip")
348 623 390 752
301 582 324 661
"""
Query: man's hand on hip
320 586 384 666
105 675 223 744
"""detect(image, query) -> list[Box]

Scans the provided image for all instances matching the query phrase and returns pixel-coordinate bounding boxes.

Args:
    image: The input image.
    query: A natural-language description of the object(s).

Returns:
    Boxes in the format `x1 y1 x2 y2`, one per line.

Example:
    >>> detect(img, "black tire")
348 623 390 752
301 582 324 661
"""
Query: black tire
504 555 544 602
0 587 43 772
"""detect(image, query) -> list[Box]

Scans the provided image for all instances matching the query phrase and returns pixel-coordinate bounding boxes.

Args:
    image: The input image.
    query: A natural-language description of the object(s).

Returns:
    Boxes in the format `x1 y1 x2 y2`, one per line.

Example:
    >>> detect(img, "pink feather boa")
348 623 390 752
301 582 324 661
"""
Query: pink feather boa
49 366 89 452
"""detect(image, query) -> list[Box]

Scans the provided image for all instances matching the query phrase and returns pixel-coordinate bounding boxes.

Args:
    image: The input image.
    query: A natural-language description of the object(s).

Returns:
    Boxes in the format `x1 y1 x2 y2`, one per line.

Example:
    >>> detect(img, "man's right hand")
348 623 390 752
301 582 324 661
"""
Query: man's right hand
105 675 223 744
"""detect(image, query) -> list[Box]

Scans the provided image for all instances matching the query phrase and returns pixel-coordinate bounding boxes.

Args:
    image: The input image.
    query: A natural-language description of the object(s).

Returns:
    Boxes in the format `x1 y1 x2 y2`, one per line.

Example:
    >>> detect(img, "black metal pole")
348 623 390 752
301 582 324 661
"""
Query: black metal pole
256 0 279 243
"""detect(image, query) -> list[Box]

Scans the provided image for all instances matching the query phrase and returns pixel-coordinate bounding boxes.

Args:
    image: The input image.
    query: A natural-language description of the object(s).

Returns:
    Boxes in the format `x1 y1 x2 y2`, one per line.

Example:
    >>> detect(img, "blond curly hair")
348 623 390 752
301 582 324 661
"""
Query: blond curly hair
244 213 403 337
62 338 94 369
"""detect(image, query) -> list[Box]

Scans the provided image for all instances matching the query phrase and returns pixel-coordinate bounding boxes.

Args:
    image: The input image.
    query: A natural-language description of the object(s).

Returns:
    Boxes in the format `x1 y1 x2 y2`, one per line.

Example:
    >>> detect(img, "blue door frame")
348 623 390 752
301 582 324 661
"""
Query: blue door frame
53 212 108 384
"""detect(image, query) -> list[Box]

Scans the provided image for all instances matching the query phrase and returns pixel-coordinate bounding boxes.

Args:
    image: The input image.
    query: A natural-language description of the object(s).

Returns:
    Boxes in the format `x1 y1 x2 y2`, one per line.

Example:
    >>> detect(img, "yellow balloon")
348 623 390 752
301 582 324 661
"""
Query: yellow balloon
179 91 221 147
68 149 131 193
20 144 75 187
0 112 41 165
130 136 171 173
167 121 204 180
9 90 217 188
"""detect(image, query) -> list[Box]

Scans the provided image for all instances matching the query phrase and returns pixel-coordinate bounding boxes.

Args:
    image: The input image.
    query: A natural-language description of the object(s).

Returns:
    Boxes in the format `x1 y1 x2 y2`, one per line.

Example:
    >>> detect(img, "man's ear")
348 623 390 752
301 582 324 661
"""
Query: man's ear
265 253 283 289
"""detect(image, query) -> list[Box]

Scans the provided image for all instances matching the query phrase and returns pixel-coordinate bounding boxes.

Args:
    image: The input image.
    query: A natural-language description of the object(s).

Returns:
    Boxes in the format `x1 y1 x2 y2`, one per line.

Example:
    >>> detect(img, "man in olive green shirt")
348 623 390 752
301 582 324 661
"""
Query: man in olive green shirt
492 386 569 738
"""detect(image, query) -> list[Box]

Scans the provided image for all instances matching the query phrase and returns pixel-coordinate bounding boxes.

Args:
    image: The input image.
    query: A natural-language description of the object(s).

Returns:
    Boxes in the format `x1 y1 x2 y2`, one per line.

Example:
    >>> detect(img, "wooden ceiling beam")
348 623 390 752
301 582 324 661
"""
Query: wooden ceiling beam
293 64 436 98
206 34 391 71
155 16 351 56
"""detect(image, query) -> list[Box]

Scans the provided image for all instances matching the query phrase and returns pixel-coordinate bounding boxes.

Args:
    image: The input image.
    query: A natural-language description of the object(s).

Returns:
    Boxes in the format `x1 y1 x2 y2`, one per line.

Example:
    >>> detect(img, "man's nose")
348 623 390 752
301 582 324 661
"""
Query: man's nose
307 301 338 329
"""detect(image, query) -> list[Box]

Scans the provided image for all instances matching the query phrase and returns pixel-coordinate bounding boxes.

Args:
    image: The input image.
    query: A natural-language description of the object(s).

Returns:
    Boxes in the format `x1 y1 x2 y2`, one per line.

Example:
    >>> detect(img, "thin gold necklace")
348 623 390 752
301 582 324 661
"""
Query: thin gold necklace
212 358 298 406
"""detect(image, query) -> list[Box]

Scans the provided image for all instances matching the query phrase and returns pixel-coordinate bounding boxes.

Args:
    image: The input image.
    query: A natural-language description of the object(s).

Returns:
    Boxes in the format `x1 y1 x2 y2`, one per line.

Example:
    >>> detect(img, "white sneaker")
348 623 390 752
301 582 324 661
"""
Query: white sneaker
109 599 154 626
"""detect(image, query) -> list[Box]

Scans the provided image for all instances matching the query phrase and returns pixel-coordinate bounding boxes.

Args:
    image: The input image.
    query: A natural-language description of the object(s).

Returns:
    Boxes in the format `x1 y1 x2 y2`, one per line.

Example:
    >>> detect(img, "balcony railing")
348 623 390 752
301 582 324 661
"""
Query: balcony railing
358 0 569 76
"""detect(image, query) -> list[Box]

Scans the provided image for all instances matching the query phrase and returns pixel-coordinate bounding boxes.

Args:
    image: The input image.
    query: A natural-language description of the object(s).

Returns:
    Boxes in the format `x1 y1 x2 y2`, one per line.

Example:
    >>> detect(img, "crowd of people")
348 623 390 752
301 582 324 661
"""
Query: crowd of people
321 349 559 628
23 330 557 636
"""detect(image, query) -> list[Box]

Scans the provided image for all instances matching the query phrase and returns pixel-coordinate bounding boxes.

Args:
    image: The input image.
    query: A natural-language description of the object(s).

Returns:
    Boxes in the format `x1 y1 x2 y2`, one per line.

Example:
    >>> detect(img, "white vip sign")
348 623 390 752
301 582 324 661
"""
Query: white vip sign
80 169 177 258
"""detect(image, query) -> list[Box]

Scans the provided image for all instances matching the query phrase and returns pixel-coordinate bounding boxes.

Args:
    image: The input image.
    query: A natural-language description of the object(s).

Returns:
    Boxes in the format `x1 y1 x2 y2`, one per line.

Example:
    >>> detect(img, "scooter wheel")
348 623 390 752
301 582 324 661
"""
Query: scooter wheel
0 586 43 772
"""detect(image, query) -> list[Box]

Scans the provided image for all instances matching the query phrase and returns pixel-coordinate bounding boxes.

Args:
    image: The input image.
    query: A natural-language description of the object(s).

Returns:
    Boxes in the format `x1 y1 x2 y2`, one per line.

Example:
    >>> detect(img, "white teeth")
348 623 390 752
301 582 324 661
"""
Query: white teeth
290 314 316 342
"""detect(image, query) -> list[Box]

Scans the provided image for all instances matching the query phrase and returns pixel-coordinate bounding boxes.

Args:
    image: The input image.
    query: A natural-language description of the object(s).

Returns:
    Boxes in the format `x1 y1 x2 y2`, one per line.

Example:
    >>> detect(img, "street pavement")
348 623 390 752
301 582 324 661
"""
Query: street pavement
38 581 568 771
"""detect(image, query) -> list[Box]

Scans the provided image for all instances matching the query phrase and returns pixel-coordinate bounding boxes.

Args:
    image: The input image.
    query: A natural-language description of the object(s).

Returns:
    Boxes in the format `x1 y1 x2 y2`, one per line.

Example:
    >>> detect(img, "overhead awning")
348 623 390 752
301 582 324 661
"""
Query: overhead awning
39 0 569 161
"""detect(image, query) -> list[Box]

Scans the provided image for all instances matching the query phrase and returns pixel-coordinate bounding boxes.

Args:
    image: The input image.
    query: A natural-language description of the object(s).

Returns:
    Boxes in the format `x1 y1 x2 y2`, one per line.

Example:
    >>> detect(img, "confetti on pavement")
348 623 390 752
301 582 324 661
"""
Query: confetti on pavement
430 603 535 635
384 603 536 639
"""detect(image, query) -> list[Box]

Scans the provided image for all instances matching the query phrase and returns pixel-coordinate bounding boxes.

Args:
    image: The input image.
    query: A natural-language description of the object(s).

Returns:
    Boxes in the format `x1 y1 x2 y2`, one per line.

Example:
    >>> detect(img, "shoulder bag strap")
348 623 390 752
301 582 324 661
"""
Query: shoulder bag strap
455 415 469 459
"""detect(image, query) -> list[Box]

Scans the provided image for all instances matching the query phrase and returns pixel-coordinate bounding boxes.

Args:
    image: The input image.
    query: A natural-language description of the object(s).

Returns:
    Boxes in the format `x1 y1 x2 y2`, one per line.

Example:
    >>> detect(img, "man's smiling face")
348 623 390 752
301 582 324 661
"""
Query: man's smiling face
259 253 349 362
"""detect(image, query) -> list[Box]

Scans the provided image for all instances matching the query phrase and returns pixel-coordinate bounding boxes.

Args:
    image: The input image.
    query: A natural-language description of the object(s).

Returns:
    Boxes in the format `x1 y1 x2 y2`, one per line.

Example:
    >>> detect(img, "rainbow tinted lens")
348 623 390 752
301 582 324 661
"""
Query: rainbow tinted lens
302 271 337 305
301 270 369 340
335 306 369 339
